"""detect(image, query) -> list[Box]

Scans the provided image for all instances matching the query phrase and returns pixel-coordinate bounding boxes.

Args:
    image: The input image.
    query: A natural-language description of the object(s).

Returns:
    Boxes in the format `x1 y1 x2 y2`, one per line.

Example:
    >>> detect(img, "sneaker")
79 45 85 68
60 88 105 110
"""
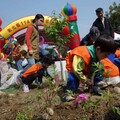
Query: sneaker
23 84 29 93
92 86 103 96
62 94 75 102
96 81 108 88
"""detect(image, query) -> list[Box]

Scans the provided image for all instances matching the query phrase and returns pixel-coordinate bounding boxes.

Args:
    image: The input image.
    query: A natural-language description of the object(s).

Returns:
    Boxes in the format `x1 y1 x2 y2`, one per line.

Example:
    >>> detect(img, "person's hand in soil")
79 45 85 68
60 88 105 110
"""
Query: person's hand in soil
85 79 93 92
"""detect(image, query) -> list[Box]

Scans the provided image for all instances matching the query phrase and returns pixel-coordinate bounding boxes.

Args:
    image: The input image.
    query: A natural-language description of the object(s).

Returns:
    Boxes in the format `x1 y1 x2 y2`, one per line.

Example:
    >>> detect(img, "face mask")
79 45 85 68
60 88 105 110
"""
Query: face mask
37 19 44 25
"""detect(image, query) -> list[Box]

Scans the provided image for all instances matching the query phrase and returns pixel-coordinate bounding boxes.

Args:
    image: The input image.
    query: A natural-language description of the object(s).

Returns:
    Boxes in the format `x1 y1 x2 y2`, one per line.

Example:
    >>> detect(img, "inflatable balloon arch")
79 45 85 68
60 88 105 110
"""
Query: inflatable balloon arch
0 3 80 62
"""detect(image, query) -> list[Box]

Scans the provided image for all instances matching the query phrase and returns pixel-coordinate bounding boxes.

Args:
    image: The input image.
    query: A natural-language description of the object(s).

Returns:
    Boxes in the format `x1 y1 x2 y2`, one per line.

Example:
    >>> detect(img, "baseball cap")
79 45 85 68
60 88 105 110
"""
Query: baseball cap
89 26 100 40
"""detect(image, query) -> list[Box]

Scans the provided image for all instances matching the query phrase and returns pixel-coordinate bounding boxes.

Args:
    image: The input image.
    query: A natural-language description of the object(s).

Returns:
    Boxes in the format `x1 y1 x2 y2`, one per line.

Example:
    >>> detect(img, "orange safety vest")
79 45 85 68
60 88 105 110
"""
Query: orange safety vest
115 50 120 58
101 58 119 77
22 64 43 78
66 46 119 77
66 46 91 73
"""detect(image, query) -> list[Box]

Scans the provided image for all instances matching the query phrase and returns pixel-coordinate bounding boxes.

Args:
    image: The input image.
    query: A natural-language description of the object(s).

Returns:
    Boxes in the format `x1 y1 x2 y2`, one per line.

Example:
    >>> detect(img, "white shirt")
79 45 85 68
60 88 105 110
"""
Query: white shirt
101 17 105 28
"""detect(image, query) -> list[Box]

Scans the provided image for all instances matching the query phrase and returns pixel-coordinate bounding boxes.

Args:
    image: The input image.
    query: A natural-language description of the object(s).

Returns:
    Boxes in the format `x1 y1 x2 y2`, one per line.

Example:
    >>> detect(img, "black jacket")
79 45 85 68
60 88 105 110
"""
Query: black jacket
92 17 114 38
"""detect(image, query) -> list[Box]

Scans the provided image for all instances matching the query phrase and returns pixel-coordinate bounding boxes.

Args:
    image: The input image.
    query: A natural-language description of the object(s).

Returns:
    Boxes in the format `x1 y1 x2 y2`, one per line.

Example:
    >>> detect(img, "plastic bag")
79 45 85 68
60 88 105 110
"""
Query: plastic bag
0 61 9 74
0 67 20 90
22 59 28 67
40 44 49 55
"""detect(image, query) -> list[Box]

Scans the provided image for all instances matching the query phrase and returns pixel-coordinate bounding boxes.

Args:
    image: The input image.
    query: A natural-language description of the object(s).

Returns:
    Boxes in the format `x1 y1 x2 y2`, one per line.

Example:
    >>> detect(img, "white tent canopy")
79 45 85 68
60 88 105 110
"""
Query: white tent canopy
114 32 120 40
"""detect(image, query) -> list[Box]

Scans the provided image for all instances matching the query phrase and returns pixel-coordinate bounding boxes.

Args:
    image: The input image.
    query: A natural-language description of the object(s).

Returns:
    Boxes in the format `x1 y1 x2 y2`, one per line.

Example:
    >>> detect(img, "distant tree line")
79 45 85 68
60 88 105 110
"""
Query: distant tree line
105 2 120 34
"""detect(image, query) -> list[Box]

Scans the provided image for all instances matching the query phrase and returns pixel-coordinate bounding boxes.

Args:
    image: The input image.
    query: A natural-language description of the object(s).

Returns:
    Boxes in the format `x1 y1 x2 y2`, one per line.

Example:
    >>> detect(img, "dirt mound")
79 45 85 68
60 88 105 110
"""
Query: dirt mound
0 85 120 120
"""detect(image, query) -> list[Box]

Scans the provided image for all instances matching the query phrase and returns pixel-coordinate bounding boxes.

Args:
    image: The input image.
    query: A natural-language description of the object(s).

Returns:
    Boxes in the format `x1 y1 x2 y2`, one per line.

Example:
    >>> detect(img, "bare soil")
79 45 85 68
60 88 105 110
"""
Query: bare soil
0 84 120 120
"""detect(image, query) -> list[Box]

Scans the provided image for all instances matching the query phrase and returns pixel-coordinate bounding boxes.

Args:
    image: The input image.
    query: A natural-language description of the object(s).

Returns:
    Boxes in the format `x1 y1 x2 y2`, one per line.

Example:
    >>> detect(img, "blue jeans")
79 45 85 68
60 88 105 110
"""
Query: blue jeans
21 58 35 74
15 59 23 71
17 58 35 82
66 72 80 93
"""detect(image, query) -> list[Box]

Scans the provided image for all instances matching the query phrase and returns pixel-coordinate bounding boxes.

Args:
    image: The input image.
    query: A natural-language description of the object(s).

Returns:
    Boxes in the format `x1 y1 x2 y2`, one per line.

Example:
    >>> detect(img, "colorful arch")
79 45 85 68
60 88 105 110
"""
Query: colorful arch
0 15 52 39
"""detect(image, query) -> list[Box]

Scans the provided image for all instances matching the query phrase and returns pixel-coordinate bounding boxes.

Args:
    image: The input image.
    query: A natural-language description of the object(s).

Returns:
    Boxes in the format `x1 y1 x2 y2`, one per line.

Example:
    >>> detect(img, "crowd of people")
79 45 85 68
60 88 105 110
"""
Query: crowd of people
0 7 120 102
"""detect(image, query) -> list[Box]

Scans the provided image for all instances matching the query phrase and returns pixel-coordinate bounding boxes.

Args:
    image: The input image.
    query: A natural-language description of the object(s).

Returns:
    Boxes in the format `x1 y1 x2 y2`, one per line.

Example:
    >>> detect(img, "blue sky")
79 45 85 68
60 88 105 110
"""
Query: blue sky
0 0 120 38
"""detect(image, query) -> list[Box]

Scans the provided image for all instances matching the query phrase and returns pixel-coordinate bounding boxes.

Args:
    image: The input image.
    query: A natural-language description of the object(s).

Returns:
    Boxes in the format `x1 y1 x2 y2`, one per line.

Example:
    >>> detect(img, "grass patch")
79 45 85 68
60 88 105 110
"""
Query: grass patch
2 85 20 94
